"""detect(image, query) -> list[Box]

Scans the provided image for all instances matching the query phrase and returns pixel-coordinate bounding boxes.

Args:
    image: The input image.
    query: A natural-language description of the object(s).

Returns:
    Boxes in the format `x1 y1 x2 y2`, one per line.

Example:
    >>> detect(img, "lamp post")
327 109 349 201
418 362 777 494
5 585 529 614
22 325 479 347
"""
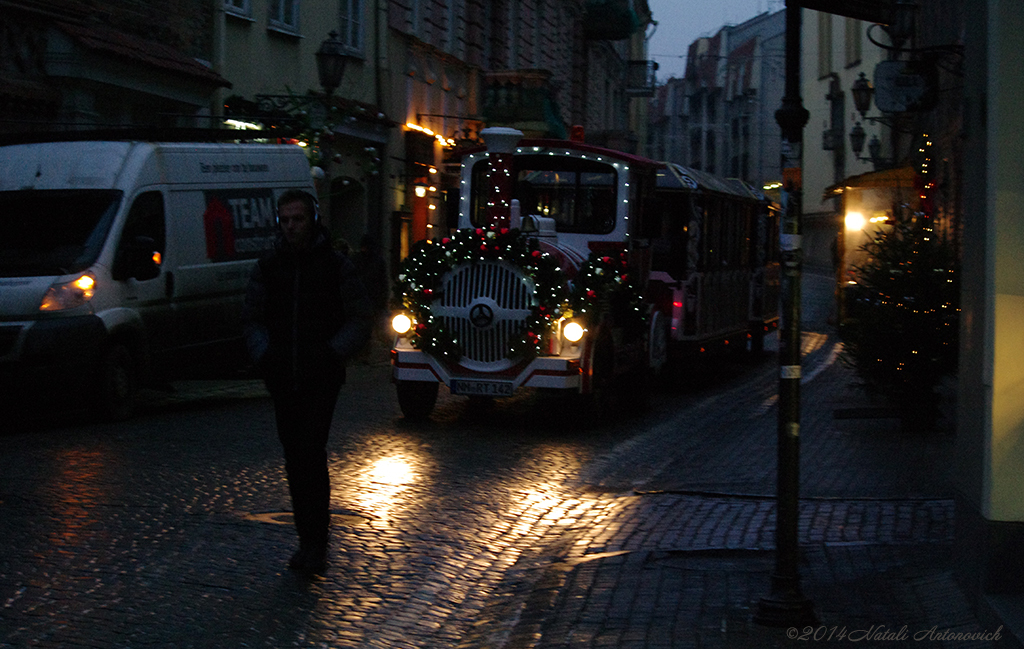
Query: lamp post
312 31 357 226
755 0 816 627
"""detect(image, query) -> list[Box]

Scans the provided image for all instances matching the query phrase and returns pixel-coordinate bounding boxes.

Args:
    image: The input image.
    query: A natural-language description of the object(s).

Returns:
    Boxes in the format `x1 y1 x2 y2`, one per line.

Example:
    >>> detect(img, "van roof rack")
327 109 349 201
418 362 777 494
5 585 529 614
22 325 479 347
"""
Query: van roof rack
0 127 286 147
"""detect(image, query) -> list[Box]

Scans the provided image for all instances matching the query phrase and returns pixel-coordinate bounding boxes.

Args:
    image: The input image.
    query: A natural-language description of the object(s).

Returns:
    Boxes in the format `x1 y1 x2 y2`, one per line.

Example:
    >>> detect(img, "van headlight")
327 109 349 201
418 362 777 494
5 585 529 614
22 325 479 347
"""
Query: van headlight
392 313 414 335
39 274 96 312
562 320 585 343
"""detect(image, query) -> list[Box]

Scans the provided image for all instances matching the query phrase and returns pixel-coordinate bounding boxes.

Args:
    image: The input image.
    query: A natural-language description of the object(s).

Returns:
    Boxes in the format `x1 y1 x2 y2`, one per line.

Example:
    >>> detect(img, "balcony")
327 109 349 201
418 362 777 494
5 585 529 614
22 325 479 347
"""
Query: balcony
481 69 567 138
626 60 658 97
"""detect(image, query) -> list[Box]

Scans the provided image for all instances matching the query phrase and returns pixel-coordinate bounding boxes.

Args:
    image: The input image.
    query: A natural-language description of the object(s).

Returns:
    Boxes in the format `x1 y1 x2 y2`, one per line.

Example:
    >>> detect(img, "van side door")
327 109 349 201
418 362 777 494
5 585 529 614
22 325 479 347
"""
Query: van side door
111 191 177 372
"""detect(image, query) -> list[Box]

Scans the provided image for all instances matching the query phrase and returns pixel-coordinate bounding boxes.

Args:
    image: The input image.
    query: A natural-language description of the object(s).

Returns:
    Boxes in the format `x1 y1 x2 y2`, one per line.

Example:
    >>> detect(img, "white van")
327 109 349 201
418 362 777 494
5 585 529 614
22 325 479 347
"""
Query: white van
0 140 316 419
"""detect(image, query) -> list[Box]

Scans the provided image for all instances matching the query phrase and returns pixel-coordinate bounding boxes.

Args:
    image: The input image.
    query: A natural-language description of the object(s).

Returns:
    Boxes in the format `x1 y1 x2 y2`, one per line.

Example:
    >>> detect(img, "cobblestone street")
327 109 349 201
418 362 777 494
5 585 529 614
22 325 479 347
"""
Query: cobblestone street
0 275 995 648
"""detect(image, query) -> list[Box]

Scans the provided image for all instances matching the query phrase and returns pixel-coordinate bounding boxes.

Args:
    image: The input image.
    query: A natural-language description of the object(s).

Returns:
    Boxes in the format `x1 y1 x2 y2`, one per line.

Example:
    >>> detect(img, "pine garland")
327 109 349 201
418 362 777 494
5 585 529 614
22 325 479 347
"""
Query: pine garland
393 227 568 362
394 229 650 363
569 251 648 334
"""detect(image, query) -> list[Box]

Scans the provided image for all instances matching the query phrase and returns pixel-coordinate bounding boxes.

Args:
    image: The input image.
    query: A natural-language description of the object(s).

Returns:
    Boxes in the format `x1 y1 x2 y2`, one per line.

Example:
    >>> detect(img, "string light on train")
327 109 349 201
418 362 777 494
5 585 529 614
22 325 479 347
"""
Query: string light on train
457 149 632 224
393 227 570 361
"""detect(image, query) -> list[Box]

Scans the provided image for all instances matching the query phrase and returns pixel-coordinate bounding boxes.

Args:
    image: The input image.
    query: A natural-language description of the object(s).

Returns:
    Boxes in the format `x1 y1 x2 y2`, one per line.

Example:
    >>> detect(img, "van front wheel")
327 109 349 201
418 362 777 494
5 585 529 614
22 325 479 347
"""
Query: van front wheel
100 344 136 421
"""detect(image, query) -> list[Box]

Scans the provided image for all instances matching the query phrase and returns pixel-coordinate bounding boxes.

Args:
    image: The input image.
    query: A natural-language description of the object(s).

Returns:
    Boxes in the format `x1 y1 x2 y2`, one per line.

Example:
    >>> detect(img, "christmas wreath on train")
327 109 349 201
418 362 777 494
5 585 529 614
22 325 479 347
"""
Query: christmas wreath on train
391 226 647 362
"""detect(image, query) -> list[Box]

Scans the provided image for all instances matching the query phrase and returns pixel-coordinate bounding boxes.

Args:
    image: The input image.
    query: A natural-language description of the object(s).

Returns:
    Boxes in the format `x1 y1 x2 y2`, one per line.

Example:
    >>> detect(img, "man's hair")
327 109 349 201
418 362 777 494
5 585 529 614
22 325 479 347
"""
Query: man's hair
277 189 318 220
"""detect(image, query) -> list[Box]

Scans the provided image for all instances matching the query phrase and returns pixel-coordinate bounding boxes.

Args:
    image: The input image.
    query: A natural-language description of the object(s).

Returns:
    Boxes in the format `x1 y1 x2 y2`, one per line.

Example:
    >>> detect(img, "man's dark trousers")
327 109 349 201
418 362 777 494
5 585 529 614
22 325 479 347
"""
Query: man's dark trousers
272 377 343 550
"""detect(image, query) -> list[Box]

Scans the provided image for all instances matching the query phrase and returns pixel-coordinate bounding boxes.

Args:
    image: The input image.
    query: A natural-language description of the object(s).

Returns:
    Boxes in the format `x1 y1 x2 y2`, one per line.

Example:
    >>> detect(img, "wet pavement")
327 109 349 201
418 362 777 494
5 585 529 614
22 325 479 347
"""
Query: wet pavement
0 274 1000 648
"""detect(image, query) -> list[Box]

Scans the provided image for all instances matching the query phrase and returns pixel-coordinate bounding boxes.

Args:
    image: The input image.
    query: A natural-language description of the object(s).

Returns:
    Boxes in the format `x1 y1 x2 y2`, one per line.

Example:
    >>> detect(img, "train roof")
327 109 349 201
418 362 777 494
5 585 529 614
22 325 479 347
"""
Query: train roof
459 138 665 170
657 163 765 201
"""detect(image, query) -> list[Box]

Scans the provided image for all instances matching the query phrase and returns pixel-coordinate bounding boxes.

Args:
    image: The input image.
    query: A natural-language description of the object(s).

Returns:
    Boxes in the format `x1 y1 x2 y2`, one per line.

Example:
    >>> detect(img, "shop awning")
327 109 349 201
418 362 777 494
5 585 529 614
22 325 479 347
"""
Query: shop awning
823 166 916 201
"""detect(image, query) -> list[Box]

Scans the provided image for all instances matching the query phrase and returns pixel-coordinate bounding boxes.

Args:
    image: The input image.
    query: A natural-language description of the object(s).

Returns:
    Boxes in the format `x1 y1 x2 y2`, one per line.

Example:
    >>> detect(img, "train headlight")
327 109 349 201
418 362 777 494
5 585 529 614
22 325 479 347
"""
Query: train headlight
562 321 585 343
392 313 414 335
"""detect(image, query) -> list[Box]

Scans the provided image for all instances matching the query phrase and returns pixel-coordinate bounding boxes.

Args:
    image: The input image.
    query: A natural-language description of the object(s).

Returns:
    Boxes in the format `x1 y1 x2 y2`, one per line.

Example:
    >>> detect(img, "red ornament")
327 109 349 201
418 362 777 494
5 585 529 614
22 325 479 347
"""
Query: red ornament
602 256 611 264
480 244 488 251
442 237 451 244
500 228 509 235
475 228 484 236
587 289 597 298
531 250 542 257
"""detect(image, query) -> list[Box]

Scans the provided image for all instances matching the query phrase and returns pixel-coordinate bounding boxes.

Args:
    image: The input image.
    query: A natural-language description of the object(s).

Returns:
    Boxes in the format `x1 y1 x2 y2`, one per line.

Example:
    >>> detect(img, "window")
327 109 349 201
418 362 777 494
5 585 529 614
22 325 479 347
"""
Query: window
817 12 833 78
113 192 165 282
470 156 618 234
225 0 251 18
845 18 862 67
0 190 122 277
269 0 299 33
340 0 363 52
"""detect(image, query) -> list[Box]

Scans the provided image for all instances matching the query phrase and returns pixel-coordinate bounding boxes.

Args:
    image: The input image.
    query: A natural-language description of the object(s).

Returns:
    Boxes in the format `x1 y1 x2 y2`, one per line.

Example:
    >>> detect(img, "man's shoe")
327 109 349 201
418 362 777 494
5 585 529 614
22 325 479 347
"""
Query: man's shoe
304 545 328 574
288 547 310 571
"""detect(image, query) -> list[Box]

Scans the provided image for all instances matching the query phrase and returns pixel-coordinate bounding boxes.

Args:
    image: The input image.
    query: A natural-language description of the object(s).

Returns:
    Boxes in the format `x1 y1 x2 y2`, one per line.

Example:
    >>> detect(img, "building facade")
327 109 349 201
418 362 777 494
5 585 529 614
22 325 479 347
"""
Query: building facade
1 0 229 134
647 10 785 192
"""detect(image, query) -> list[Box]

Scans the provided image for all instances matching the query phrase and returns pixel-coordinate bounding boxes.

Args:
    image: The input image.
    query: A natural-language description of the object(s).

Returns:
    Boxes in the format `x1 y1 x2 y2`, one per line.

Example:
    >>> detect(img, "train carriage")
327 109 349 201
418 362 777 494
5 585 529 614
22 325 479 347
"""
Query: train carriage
649 163 780 356
389 129 779 420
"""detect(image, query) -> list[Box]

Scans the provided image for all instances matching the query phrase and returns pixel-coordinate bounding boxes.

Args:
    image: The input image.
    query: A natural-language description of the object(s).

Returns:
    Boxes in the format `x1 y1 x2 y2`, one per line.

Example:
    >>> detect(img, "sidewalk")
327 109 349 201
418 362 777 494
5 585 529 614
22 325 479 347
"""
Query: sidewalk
497 340 1004 649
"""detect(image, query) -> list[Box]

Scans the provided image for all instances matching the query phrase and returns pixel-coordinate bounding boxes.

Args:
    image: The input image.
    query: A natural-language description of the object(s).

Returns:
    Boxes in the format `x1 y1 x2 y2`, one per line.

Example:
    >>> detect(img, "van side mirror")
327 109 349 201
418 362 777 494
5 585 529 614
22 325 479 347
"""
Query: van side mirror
114 236 161 281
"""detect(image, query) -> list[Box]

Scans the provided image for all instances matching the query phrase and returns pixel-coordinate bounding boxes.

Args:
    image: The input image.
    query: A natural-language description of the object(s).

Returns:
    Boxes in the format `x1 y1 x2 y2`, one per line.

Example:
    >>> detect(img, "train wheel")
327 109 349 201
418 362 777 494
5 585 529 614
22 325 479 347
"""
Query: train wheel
648 311 670 377
577 338 617 427
748 325 766 358
396 380 439 420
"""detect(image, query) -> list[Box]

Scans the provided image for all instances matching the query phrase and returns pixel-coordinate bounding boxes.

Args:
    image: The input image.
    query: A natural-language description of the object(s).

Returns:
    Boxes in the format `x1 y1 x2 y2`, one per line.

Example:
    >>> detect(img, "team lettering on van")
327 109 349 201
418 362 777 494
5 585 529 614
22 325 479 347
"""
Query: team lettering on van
202 189 279 261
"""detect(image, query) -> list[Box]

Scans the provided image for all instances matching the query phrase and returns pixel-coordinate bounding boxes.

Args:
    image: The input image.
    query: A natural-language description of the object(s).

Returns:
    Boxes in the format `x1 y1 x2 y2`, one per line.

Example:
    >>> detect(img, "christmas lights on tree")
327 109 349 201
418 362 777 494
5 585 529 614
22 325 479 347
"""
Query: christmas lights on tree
840 135 959 424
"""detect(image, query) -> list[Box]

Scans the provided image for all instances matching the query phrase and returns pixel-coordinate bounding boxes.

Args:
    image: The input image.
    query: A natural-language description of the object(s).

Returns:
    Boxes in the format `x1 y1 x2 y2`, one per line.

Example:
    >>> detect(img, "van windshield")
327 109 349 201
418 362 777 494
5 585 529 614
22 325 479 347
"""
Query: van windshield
0 190 122 278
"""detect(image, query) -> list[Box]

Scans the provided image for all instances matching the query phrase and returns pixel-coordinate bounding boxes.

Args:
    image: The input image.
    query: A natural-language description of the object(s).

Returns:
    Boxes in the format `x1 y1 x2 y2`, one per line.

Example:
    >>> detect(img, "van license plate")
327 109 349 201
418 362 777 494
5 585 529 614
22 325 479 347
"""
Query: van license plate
451 379 514 397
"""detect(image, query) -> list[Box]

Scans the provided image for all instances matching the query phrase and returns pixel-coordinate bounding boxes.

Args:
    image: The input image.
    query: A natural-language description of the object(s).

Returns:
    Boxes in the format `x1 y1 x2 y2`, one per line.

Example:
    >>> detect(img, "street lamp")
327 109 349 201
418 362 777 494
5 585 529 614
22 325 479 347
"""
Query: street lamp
851 72 873 118
849 122 867 157
315 31 355 99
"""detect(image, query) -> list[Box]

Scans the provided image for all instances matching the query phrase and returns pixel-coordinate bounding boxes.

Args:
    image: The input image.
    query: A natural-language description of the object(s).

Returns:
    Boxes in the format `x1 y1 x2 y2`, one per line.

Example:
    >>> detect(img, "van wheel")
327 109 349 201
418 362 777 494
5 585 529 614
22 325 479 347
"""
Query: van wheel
100 344 136 421
396 380 439 421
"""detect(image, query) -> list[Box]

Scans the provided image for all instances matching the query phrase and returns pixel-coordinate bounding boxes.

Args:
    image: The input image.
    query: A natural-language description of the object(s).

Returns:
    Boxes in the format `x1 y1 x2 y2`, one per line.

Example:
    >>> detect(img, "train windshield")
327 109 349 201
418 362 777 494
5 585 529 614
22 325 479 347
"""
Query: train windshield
0 189 122 278
471 155 617 234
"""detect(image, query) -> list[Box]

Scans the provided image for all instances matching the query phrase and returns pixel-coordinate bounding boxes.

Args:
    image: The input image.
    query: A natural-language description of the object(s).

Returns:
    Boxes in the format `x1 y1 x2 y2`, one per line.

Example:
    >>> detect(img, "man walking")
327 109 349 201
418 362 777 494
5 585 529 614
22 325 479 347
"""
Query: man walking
243 189 372 574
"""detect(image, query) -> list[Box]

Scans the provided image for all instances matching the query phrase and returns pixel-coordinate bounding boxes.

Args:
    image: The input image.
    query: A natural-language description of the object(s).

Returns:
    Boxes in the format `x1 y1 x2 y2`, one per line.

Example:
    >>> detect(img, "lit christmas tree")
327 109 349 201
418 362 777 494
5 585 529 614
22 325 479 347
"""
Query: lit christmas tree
840 137 959 426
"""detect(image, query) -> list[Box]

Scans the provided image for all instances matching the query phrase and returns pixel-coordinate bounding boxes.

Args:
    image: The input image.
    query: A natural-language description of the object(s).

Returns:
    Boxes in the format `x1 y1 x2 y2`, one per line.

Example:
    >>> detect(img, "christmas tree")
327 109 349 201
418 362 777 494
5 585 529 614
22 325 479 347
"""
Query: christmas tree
839 202 959 426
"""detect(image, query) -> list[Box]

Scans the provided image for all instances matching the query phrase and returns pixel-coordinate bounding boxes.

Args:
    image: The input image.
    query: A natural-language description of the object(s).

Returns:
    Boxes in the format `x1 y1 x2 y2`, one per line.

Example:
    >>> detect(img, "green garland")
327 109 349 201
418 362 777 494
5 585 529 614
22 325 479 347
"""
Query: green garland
569 252 648 334
393 227 568 362
394 229 648 363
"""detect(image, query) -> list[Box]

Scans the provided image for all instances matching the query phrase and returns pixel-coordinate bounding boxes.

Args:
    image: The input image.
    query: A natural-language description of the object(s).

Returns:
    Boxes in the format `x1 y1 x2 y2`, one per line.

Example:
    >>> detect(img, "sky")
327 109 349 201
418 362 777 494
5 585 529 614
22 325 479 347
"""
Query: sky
646 0 786 81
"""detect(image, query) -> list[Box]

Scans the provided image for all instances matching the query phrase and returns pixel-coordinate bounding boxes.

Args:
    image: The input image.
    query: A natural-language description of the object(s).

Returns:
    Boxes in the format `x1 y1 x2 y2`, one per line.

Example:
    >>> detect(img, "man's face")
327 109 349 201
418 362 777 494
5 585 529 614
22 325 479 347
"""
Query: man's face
278 199 315 250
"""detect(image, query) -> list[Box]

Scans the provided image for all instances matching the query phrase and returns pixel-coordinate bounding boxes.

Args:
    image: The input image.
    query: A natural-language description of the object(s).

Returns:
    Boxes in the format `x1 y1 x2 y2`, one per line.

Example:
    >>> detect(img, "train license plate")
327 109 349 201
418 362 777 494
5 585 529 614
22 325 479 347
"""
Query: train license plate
450 379 514 397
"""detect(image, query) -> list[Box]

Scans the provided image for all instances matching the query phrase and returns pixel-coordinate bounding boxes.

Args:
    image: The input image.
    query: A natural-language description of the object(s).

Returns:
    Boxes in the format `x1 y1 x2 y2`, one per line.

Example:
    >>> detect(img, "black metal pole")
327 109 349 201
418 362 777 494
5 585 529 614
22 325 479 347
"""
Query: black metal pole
755 0 816 627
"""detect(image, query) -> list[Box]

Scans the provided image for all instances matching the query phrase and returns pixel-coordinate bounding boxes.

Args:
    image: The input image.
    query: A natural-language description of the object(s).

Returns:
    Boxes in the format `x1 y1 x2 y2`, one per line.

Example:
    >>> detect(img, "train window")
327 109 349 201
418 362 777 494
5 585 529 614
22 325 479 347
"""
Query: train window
469 155 618 234
650 190 691 278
